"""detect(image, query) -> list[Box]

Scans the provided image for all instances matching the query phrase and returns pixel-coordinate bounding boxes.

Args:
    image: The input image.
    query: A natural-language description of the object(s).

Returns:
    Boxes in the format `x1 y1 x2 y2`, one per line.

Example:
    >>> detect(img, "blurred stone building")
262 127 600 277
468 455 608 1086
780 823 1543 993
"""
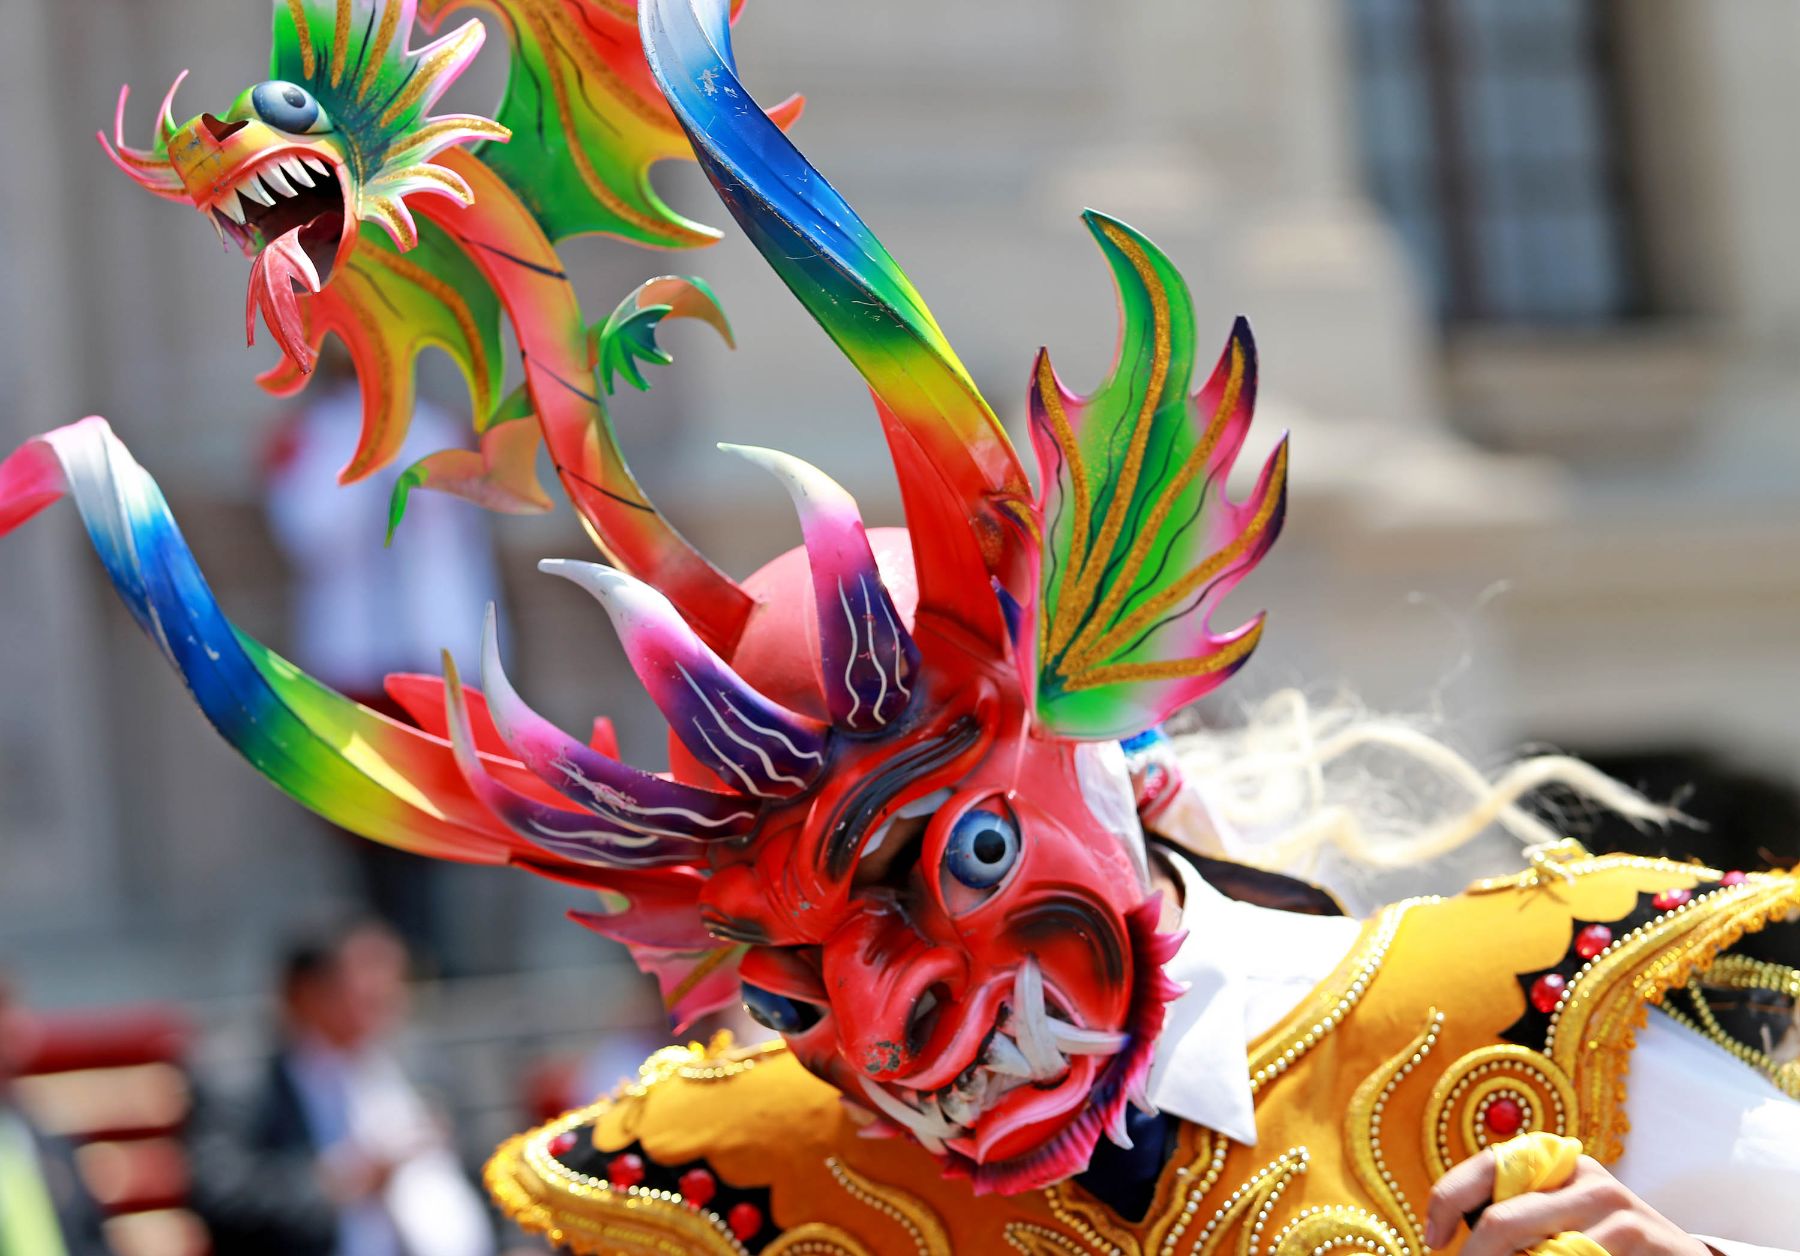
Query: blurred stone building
5 0 1800 1012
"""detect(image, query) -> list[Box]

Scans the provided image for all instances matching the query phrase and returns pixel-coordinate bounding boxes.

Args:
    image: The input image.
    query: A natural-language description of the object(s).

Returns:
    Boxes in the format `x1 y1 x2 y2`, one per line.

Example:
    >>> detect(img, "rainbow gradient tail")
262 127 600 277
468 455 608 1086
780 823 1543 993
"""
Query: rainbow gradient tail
0 417 737 1027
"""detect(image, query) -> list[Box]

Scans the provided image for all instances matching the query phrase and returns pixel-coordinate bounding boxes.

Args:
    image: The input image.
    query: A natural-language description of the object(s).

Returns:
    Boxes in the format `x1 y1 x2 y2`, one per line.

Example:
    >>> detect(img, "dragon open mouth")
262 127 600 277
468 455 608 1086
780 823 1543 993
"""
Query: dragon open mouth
206 150 350 372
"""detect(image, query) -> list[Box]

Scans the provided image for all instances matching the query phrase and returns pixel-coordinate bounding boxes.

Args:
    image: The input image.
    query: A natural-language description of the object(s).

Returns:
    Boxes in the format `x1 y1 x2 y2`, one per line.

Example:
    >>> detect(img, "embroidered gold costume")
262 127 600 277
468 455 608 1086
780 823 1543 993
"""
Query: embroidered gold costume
487 852 1800 1255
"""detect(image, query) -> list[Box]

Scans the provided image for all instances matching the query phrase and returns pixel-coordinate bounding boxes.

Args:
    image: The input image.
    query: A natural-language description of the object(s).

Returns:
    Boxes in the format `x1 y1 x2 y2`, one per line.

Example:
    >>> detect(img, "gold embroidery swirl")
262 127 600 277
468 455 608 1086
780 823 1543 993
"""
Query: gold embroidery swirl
1346 1011 1441 1256
1422 1046 1576 1181
1269 1206 1408 1256
824 1157 950 1256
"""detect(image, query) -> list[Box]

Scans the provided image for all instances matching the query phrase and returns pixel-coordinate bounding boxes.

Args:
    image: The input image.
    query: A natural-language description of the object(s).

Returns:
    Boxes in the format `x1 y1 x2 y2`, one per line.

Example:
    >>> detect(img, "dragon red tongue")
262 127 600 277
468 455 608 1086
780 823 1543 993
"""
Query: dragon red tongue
245 226 321 373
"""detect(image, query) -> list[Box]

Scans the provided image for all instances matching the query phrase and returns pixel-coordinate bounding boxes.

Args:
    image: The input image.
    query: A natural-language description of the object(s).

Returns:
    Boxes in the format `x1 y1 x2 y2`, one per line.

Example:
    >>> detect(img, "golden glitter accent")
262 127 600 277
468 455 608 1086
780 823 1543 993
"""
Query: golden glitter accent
521 0 688 136
396 116 511 160
356 239 488 399
379 20 483 127
1063 621 1262 693
330 0 354 87
1034 352 1093 661
498 0 713 244
362 196 418 250
1084 440 1287 665
1045 220 1172 660
1065 338 1247 672
357 1 404 100
285 0 317 79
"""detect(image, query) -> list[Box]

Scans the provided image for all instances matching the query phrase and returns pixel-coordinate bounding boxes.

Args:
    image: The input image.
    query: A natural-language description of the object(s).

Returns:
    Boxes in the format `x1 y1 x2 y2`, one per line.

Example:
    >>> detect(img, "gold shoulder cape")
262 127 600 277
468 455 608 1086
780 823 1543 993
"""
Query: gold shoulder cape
487 851 1800 1254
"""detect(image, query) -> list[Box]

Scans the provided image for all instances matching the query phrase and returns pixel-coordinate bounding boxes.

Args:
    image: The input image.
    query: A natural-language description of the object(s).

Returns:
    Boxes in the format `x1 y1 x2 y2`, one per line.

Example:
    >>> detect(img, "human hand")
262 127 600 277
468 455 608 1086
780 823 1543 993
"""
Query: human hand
1424 1146 1711 1256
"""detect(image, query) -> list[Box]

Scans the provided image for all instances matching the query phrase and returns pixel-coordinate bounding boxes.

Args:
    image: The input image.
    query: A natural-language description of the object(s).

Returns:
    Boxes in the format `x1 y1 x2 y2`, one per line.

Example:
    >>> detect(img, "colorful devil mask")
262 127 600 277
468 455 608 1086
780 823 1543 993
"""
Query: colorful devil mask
4 0 1286 1195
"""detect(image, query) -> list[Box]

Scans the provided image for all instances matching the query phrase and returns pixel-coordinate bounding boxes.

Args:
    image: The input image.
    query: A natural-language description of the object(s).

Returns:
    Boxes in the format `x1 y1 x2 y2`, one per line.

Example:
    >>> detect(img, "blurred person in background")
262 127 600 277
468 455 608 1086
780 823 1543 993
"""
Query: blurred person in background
0 973 109 1256
262 341 505 970
188 922 494 1256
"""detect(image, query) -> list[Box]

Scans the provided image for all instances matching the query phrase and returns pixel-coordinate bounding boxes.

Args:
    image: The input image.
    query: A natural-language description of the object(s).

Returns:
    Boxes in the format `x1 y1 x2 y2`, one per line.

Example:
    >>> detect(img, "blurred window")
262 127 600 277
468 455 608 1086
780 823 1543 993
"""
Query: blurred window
1347 0 1641 324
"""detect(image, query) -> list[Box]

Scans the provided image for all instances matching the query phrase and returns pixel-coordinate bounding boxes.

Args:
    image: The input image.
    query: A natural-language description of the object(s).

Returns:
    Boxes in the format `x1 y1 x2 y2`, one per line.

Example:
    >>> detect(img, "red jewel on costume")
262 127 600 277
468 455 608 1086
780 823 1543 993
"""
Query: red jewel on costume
1484 1096 1524 1138
608 1153 646 1188
1722 870 1748 886
1653 887 1693 911
727 1202 763 1240
1530 973 1568 1013
1574 924 1612 959
679 1168 717 1208
548 1130 579 1157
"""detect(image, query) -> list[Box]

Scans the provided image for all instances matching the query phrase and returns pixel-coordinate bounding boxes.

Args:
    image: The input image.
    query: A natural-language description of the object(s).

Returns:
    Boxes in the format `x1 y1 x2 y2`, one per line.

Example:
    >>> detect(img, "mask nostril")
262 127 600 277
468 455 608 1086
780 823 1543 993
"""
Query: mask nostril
905 982 950 1058
201 113 248 143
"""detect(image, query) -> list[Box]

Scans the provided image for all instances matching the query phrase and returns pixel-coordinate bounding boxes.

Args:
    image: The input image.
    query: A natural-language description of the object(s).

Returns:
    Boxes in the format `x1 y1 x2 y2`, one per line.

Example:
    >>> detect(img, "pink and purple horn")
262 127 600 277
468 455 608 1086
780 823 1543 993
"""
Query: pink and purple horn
440 654 712 868
722 444 919 734
541 560 829 798
475 607 758 839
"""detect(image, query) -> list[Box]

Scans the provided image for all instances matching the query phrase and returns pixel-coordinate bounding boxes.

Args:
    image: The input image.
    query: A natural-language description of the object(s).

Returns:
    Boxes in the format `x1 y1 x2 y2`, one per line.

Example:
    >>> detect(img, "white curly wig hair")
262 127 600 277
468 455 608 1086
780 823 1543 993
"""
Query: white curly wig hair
1139 689 1677 916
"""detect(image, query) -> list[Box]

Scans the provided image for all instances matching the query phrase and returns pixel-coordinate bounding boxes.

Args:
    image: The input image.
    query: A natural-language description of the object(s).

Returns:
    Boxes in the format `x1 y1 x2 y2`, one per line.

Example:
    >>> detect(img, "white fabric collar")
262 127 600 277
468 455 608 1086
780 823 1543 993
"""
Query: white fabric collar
1146 849 1361 1146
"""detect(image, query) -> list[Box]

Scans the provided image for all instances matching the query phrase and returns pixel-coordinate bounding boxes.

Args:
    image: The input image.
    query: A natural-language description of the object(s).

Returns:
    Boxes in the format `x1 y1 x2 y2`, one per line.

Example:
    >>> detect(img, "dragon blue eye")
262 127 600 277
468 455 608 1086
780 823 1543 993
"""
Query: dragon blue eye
251 81 327 134
741 981 823 1035
944 808 1019 890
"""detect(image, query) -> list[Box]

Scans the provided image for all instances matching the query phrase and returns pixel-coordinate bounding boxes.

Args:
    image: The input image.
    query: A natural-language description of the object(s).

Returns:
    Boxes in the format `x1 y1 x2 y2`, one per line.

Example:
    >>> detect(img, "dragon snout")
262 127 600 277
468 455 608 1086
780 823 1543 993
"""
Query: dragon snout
200 113 248 144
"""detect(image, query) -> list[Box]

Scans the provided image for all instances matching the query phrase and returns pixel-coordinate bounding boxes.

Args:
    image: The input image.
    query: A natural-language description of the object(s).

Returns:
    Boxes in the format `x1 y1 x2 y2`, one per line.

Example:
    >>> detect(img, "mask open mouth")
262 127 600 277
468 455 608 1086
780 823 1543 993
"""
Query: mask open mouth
206 151 349 372
857 957 1125 1156
853 899 1181 1195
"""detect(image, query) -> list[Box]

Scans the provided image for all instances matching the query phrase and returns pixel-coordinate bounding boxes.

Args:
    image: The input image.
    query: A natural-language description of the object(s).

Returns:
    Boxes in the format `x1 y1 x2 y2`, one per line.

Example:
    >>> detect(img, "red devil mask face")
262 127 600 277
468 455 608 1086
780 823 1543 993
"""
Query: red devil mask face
702 586 1181 1192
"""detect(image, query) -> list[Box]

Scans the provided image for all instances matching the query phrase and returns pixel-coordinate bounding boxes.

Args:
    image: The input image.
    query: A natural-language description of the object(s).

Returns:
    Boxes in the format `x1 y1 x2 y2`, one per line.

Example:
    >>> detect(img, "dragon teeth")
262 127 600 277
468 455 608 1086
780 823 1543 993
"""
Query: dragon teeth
239 176 275 207
983 1032 1032 1078
939 1088 979 1127
260 165 296 198
1047 1016 1128 1056
217 189 246 225
301 155 330 177
283 157 314 188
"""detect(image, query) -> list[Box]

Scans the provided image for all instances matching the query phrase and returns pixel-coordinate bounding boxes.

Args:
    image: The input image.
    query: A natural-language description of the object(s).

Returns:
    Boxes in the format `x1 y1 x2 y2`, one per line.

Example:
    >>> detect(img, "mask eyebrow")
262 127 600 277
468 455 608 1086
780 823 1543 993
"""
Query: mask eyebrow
821 716 981 881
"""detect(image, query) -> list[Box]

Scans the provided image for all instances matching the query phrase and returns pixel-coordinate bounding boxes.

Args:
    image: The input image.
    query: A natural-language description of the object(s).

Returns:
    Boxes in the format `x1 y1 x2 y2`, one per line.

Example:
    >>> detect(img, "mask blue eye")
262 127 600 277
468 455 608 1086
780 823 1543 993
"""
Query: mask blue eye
944 808 1020 890
251 81 328 134
741 981 824 1035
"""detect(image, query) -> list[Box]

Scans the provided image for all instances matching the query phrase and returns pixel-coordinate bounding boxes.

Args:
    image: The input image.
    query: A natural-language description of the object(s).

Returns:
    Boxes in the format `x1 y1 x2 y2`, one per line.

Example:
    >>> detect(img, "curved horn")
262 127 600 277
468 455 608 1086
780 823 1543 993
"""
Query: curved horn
476 607 758 837
542 560 828 798
721 445 918 733
441 653 710 867
96 74 190 202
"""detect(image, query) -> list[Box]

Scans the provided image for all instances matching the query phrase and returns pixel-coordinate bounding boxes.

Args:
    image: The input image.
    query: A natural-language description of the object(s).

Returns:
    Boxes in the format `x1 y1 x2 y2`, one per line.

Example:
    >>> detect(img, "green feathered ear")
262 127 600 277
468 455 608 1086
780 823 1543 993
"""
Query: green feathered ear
1028 212 1288 741
270 0 508 249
